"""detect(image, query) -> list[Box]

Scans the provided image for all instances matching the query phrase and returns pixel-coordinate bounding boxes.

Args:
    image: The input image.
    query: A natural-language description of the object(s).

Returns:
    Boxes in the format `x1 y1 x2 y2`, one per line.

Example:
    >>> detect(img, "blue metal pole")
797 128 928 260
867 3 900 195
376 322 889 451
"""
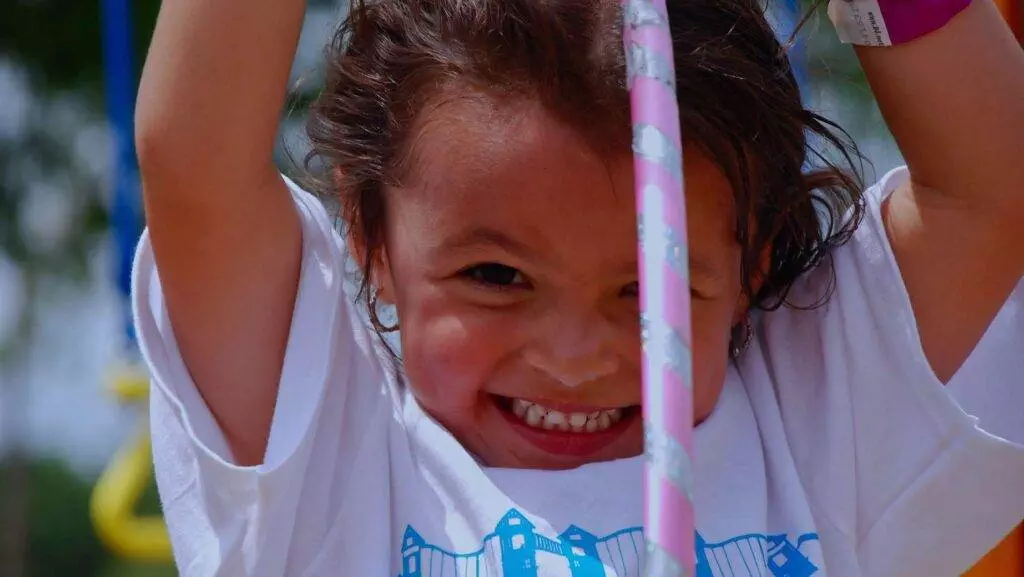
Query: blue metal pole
100 0 142 347
787 0 809 96
774 0 809 100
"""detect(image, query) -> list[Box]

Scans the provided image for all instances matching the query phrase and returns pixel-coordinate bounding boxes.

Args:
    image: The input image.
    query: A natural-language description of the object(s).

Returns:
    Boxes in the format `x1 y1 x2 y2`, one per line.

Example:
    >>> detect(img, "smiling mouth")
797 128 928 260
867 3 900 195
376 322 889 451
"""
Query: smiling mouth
491 394 639 458
492 394 639 434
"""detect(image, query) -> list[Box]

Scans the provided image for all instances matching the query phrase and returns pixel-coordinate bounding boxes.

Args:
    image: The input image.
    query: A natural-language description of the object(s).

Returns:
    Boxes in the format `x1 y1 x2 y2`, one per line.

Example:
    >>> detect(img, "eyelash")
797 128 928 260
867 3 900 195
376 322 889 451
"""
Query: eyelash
460 263 529 290
458 266 708 299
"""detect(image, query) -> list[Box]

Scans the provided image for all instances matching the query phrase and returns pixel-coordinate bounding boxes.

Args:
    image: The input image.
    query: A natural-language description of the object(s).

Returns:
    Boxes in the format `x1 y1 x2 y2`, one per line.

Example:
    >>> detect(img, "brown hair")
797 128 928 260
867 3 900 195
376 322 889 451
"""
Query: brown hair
305 0 864 328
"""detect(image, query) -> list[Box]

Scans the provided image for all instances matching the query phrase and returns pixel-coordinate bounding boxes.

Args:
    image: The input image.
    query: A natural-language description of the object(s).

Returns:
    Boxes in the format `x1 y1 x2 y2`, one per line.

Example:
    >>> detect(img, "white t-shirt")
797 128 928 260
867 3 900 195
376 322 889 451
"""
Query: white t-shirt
132 167 1024 577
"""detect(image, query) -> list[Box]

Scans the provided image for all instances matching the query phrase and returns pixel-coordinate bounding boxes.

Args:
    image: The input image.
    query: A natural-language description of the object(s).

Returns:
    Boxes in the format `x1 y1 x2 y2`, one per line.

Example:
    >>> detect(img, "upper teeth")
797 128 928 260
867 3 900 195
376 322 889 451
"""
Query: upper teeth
511 399 623 433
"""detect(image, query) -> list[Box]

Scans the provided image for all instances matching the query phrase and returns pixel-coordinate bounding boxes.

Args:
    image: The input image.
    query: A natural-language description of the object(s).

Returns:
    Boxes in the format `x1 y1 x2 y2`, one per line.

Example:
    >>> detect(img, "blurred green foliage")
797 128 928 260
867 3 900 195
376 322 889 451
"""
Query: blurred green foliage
0 2 160 97
0 0 334 282
0 3 177 575
0 457 174 577
0 0 163 284
0 457 107 576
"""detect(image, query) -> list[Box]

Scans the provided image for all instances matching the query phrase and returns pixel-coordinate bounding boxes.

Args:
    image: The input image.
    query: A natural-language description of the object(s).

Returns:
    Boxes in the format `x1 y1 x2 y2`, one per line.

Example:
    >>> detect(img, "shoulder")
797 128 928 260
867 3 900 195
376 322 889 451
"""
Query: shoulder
742 167 1024 575
759 167 929 379
137 172 398 476
140 176 406 573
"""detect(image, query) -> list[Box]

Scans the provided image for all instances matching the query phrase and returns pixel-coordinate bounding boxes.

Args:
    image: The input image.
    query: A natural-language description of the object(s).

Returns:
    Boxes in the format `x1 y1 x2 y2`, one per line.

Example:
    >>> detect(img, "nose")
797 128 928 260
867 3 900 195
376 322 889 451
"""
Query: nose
523 308 620 388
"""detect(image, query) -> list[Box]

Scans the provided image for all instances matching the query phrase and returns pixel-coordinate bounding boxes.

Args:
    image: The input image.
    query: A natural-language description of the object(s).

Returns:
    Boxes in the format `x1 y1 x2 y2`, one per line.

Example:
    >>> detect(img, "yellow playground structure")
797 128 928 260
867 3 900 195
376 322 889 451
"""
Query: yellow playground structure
90 367 172 563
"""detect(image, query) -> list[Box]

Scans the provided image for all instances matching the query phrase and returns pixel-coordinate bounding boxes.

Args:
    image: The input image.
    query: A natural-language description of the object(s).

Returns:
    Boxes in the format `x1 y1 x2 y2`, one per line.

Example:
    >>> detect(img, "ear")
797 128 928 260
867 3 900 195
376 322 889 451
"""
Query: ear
346 226 397 306
374 247 397 305
336 168 398 305
731 242 772 325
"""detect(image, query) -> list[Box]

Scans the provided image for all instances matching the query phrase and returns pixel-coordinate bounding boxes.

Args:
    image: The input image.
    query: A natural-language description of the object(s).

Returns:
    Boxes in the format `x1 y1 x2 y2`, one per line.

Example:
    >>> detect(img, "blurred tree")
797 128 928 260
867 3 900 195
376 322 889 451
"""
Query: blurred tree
0 458 109 577
0 0 161 353
0 1 160 97
0 2 338 574
0 2 160 575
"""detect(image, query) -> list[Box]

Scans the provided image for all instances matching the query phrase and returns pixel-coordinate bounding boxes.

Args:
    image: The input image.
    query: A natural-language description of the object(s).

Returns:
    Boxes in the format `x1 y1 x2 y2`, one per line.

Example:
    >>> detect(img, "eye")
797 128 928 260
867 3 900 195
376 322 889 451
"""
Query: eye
690 287 710 300
461 263 528 288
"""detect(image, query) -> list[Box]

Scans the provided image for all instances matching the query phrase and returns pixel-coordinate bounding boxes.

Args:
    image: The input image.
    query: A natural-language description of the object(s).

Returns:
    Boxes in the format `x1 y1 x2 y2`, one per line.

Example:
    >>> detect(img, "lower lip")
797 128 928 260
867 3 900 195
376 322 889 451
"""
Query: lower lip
495 398 637 457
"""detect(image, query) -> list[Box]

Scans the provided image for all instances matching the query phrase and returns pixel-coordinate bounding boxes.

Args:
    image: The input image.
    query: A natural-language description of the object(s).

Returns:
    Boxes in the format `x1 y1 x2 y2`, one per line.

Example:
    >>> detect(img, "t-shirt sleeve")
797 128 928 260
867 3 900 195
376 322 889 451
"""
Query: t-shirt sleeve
755 166 1024 576
132 176 396 576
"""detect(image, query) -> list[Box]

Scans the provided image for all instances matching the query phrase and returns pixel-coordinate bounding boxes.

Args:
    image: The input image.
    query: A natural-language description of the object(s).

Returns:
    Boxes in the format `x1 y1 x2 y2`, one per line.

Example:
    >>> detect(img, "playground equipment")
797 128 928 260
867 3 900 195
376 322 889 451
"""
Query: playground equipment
90 367 172 562
90 0 173 563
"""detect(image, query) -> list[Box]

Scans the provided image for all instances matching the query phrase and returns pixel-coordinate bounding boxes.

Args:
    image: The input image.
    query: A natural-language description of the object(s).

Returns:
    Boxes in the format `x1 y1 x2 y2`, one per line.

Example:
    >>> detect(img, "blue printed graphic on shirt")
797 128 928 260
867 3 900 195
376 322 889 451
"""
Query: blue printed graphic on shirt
399 508 819 577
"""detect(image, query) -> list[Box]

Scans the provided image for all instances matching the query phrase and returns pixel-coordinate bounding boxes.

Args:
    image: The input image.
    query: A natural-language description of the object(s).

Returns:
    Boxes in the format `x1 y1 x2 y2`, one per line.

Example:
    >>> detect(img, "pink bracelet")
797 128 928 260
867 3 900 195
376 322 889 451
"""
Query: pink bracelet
828 0 973 45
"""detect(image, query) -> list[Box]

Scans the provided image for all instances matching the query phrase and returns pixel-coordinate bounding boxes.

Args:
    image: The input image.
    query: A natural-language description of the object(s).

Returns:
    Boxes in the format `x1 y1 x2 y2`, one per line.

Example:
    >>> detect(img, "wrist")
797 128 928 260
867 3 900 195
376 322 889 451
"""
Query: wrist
828 0 974 46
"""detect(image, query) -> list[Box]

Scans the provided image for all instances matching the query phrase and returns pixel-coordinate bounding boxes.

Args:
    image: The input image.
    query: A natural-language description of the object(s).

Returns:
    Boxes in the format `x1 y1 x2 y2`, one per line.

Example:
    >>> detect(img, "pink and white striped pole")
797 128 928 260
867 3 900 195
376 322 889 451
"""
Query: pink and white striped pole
622 1 696 576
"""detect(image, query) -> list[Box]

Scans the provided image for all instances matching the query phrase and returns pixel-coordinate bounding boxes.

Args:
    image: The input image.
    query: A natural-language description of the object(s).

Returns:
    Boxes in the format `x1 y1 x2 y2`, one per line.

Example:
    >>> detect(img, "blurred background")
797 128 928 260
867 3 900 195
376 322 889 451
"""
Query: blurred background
0 1 1020 576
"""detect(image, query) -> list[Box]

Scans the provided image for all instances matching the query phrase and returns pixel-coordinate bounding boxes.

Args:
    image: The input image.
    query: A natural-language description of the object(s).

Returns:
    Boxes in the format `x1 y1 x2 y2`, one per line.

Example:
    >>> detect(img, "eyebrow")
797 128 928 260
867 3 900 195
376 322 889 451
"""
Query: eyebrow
434 227 539 262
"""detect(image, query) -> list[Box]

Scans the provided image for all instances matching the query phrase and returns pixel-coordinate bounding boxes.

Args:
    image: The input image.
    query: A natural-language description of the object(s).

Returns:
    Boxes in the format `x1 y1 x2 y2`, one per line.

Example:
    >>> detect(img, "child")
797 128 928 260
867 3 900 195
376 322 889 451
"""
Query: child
132 0 1024 574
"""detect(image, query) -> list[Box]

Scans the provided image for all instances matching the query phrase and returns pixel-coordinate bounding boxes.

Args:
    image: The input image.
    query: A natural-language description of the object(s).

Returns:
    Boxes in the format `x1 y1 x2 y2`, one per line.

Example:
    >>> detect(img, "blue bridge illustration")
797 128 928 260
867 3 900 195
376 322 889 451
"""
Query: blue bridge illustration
399 509 819 577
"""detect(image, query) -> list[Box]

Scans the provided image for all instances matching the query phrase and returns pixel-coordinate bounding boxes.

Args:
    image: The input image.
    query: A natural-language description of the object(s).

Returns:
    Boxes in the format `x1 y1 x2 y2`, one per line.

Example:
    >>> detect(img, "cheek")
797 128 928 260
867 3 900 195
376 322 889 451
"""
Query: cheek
398 297 517 414
689 298 735 421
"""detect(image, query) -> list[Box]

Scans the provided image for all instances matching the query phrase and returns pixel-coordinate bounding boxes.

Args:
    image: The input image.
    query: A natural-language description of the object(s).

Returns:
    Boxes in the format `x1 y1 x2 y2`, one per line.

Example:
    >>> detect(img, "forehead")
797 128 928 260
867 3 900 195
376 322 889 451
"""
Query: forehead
400 97 614 211
389 97 736 273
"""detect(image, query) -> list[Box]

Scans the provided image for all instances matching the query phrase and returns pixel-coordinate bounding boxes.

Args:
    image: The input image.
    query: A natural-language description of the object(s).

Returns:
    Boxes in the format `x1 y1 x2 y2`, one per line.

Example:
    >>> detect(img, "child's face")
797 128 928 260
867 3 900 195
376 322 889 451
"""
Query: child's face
376 98 743 469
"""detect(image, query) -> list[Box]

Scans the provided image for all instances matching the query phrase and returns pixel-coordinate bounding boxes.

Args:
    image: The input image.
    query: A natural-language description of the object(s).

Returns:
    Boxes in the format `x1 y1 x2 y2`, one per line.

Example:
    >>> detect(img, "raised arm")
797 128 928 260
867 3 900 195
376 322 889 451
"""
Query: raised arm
135 0 306 465
855 0 1024 381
